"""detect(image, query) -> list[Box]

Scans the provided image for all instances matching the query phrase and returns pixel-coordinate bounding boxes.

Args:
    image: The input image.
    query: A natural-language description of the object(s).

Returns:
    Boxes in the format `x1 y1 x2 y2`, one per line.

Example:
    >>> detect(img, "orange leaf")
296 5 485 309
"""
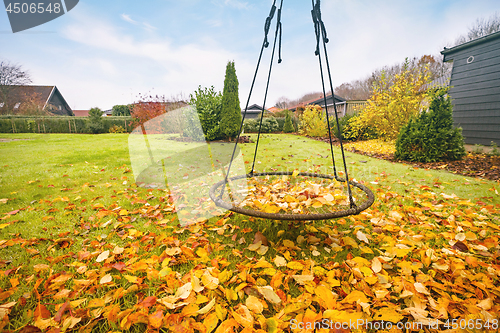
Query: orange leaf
214 319 239 333
148 310 164 329
34 303 51 320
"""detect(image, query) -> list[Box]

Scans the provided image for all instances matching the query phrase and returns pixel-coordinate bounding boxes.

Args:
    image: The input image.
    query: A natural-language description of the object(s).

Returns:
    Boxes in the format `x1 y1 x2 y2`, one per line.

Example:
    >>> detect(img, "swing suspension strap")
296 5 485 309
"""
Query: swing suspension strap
218 0 281 199
311 0 355 208
220 0 355 209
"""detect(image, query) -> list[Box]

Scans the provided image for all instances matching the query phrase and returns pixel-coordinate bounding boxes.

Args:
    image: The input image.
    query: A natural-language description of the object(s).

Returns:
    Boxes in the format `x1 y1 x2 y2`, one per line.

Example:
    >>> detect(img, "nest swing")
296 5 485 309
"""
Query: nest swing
210 0 374 220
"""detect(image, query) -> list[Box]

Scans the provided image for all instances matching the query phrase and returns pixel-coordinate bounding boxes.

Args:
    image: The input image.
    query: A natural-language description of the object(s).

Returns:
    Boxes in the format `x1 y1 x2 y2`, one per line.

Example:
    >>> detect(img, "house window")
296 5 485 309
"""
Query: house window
59 105 62 110
0 102 4 108
14 103 20 109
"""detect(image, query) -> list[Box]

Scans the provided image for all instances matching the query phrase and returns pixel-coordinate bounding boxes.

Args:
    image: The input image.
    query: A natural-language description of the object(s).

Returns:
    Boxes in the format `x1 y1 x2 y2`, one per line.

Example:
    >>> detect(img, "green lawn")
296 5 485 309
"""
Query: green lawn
0 133 499 332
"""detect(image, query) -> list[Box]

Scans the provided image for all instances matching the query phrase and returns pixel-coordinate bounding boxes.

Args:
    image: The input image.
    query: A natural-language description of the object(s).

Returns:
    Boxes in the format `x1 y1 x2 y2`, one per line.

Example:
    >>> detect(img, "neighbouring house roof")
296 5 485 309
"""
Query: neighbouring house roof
423 72 451 90
289 94 346 111
0 85 73 115
73 110 90 117
242 104 267 113
267 106 281 113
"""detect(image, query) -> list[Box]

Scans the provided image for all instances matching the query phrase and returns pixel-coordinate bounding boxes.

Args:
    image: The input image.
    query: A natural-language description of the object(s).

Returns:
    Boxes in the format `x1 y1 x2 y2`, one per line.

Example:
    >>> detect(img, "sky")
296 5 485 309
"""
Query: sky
1 0 499 111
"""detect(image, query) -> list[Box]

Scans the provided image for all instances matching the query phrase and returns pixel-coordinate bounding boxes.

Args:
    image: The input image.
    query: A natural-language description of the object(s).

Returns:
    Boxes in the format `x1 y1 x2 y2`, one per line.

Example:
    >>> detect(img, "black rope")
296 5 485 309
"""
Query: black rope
311 0 356 208
218 0 279 199
264 0 277 48
251 0 284 174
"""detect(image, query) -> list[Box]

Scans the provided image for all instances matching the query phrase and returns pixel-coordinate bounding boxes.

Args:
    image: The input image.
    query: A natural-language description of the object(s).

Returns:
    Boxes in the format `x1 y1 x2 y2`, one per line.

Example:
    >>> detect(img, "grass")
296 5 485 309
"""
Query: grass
0 133 499 332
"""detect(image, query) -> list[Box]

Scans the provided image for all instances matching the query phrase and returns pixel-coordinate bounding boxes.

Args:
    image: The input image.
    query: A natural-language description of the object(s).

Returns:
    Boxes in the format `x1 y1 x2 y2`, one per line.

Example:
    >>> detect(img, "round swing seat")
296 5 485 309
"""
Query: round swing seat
209 171 374 221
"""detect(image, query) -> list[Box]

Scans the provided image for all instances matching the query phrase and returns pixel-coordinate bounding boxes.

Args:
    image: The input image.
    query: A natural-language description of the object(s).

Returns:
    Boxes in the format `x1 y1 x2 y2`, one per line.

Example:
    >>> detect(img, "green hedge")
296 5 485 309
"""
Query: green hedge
0 116 134 134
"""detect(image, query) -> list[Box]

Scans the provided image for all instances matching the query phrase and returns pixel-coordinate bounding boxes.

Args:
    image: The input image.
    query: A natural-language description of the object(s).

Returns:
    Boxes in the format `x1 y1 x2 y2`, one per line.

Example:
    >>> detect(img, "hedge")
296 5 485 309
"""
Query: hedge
0 116 134 134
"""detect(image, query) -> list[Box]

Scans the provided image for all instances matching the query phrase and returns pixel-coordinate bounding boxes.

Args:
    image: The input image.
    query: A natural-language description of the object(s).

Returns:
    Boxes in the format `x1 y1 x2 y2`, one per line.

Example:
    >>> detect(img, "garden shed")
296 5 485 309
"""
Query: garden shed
441 31 500 146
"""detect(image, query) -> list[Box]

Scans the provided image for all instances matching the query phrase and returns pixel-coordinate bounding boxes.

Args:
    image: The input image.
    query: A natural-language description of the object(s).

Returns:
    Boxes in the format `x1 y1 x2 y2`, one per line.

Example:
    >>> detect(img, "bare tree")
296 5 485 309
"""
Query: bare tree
0 60 32 113
453 12 500 46
274 96 291 109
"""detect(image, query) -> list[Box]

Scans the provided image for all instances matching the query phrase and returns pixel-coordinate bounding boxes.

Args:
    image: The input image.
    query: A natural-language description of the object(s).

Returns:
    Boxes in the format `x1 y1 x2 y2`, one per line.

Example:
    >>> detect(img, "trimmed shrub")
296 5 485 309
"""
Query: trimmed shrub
395 88 466 162
243 118 280 133
0 115 132 134
220 61 242 140
283 110 294 133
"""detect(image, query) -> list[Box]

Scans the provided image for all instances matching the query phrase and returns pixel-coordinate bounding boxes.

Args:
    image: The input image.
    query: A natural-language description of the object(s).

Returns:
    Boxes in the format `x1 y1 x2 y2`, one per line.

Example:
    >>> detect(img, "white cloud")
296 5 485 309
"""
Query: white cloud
121 14 138 25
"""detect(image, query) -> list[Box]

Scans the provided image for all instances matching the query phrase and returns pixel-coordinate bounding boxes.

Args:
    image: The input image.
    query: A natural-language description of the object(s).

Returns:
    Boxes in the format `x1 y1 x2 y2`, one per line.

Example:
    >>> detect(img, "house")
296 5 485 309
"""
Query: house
73 110 89 117
242 104 267 119
441 31 500 146
0 85 73 116
290 94 354 117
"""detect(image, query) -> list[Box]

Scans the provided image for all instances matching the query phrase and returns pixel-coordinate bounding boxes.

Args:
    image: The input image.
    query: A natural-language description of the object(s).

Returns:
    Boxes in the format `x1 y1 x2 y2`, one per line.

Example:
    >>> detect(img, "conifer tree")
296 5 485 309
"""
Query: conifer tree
395 88 466 162
283 109 294 133
220 61 242 140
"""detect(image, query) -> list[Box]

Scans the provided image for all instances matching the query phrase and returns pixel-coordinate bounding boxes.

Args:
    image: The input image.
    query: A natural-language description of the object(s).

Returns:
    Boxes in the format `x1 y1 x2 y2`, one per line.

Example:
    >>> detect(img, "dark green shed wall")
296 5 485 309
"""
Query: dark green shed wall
442 31 500 146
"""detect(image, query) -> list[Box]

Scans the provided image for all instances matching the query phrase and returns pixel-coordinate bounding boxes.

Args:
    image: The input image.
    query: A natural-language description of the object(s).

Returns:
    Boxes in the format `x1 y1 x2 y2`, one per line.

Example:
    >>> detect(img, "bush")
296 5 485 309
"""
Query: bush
109 125 126 133
0 116 132 133
87 107 104 134
395 88 466 162
243 118 280 133
338 114 378 141
283 109 294 133
188 86 223 141
111 105 131 116
354 58 431 140
299 105 327 137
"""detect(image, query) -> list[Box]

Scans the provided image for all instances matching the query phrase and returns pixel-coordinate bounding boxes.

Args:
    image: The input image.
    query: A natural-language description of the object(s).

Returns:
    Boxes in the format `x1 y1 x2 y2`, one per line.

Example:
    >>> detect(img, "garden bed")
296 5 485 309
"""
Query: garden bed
309 136 500 182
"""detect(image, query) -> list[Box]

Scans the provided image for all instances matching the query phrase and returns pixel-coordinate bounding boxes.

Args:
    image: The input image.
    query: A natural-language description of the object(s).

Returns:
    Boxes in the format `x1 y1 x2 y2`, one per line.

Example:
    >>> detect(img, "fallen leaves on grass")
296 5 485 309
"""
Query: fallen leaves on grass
0 165 499 332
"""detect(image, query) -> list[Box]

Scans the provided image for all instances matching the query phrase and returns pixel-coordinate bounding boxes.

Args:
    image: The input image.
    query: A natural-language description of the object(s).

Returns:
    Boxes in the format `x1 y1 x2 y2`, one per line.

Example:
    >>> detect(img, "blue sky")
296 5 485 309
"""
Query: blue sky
1 0 499 110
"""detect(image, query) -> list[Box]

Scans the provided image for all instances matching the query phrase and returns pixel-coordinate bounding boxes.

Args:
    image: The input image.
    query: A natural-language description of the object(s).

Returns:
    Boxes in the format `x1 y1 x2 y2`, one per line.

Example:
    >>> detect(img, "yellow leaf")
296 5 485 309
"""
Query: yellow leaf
96 250 110 263
203 312 219 333
119 209 129 216
342 290 368 304
202 270 219 290
287 261 305 270
373 307 404 323
257 245 269 255
342 236 358 248
123 275 140 284
245 295 264 314
292 275 314 285
356 230 369 244
274 256 287 267
323 310 364 323
175 282 192 299
247 241 261 251
292 169 300 177
100 274 112 284
414 282 430 295
231 305 253 328
256 286 281 304
197 298 216 314
88 298 105 308
372 258 382 273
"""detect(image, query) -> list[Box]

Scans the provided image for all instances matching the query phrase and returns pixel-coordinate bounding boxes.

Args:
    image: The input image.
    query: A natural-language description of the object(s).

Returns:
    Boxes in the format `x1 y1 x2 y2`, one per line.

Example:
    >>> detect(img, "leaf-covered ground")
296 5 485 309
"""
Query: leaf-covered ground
0 134 499 333
341 139 500 182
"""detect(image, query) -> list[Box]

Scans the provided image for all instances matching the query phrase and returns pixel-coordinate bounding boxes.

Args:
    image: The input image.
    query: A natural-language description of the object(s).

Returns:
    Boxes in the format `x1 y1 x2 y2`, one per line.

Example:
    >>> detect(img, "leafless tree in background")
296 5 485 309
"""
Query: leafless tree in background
453 12 500 46
0 60 32 113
